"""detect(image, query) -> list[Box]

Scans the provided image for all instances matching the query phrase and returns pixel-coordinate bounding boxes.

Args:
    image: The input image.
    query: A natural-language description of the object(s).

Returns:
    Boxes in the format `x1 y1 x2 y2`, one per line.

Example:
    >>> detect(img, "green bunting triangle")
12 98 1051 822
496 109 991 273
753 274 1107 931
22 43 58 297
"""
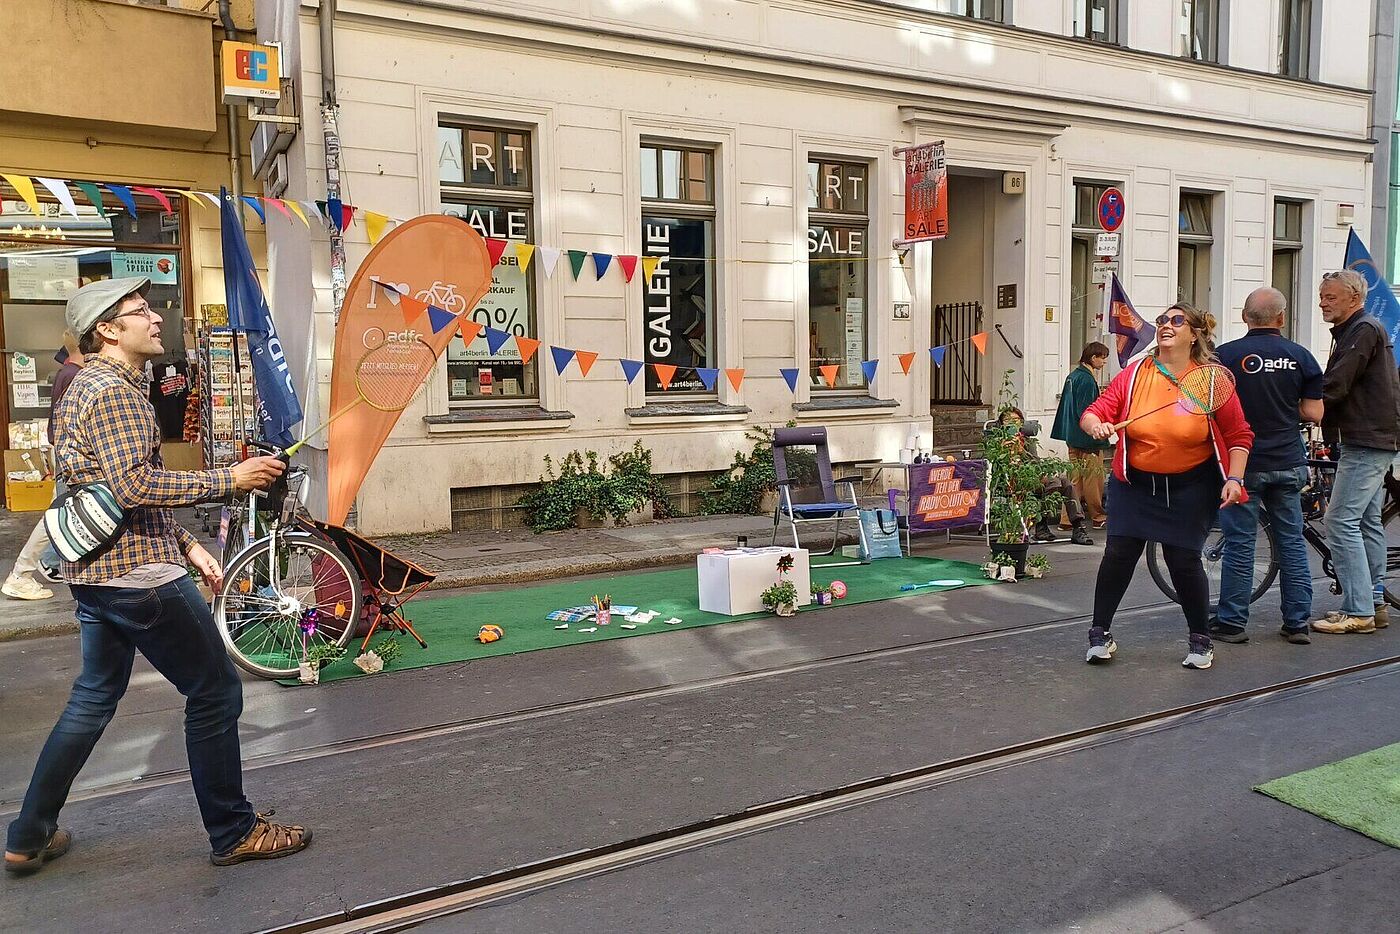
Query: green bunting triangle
567 250 588 280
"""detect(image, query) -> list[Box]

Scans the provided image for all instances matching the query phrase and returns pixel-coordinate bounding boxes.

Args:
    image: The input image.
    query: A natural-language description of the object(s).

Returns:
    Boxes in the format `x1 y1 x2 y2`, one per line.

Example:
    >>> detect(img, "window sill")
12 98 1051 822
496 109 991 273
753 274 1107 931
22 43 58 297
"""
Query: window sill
625 401 751 427
793 396 899 419
424 406 573 435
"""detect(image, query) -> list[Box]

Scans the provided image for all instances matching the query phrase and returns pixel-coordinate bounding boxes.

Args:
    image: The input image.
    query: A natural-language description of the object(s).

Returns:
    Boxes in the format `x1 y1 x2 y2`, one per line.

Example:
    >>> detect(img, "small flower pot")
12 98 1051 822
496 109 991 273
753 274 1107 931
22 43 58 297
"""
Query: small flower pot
813 592 832 606
996 542 1030 577
774 602 797 617
1025 565 1047 579
297 662 320 685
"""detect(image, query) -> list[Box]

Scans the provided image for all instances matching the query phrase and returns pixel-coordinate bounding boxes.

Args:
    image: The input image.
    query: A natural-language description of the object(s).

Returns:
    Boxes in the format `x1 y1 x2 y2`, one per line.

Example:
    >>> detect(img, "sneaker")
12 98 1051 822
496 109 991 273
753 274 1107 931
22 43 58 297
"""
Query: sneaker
1280 627 1311 645
1182 634 1214 669
1070 526 1095 546
1085 627 1117 664
2 574 53 601
210 811 311 866
1033 526 1057 543
1374 604 1390 629
1207 622 1249 644
1311 614 1377 634
35 561 64 585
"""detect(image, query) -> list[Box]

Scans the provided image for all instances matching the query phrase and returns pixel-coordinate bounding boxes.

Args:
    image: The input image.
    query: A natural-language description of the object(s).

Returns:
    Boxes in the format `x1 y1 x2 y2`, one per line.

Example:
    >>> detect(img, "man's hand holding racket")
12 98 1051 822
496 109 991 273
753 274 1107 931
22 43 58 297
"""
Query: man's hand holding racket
231 456 286 492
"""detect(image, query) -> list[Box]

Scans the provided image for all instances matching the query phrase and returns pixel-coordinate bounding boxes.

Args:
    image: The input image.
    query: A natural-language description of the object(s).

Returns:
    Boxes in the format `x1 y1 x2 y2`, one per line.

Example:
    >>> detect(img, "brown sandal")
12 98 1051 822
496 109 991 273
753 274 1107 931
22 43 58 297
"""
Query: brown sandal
211 810 312 866
4 828 72 875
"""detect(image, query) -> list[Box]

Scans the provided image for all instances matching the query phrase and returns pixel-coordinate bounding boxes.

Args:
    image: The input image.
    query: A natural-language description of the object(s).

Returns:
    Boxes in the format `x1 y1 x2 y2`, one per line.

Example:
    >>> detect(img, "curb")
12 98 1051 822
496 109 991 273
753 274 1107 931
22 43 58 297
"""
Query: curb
0 620 79 643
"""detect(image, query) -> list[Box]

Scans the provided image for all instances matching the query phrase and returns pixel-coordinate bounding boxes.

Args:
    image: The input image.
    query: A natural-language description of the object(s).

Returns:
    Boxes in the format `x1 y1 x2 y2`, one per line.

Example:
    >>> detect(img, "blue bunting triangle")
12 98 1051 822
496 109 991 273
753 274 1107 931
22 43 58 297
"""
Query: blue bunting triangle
592 252 613 279
104 183 138 218
550 345 576 375
620 358 644 384
327 197 344 231
929 346 946 367
861 359 879 383
427 304 457 334
780 368 800 393
240 196 266 222
485 327 512 355
696 367 719 391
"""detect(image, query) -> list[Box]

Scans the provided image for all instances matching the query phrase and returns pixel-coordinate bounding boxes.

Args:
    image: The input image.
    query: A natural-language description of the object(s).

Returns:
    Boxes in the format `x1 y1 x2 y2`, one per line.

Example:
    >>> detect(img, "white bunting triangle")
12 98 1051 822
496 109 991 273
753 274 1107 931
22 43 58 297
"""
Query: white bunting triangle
34 177 80 219
200 191 222 209
537 246 562 278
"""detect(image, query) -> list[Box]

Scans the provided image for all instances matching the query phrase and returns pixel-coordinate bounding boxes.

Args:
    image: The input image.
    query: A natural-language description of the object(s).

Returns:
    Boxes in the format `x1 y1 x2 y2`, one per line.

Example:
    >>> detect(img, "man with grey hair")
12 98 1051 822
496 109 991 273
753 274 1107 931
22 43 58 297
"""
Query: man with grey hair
1312 269 1400 634
1214 287 1324 644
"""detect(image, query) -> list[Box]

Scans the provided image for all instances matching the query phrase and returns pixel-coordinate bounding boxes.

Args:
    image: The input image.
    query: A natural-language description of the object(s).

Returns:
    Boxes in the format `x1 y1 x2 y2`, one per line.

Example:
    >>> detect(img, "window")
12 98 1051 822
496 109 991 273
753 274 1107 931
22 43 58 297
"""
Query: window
438 122 536 403
1177 192 1214 311
807 160 870 391
1178 0 1221 62
641 144 717 395
1073 0 1120 44
953 0 1006 21
1271 200 1305 339
1069 182 1113 363
1278 0 1313 78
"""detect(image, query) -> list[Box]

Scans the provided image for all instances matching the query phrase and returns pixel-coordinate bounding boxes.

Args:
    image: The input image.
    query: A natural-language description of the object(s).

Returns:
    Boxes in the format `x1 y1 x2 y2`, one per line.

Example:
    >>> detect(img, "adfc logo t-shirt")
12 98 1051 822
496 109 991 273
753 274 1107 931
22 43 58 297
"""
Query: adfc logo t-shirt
1216 329 1323 471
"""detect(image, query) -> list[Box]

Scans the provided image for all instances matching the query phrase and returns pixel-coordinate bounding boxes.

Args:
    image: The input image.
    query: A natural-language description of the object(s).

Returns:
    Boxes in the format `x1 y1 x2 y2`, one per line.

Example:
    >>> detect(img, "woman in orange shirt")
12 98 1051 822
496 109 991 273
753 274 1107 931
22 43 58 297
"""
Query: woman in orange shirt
1080 303 1253 670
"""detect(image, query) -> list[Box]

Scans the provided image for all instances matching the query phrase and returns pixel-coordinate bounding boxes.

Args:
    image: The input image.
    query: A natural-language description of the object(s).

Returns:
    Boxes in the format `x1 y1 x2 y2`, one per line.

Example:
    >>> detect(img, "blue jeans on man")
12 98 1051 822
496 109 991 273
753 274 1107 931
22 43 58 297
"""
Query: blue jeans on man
1218 466 1312 635
5 576 256 857
1327 444 1393 617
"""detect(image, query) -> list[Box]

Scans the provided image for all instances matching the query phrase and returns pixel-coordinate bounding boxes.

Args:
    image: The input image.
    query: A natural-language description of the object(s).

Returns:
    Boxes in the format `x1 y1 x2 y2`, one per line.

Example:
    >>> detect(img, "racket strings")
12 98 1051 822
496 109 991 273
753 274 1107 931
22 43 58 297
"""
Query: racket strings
1175 365 1235 415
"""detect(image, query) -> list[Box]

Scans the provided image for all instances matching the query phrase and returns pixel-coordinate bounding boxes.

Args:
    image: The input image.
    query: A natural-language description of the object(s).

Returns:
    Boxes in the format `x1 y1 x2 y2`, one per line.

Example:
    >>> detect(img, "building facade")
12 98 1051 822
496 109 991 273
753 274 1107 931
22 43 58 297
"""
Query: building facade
267 0 1376 536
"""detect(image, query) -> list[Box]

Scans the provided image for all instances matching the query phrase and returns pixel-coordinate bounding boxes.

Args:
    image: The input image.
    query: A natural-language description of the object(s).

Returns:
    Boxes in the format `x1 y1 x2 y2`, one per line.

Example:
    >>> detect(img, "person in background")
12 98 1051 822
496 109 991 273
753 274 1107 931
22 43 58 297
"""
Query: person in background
1311 269 1400 635
1080 303 1253 670
2 333 84 601
995 407 1094 546
1051 342 1111 531
1213 288 1323 646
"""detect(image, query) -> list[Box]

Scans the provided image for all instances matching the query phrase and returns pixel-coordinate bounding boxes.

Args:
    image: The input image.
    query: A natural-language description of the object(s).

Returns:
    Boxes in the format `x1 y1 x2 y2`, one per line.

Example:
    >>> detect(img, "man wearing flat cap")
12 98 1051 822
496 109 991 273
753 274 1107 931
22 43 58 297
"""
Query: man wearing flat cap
5 277 311 874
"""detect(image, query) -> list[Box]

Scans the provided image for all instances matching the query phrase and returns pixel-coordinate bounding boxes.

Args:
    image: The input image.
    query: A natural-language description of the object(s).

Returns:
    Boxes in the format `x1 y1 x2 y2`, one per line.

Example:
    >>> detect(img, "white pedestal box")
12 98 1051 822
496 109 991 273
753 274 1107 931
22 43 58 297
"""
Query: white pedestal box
697 547 811 616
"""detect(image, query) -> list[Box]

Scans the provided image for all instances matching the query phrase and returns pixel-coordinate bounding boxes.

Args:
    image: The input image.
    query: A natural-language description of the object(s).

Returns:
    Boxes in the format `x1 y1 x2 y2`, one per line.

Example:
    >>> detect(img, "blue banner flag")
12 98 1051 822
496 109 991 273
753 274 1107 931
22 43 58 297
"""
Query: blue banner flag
550 345 576 375
484 326 513 355
929 346 946 367
1107 274 1154 367
861 359 879 383
620 358 644 384
779 368 800 393
1344 228 1400 366
219 188 303 447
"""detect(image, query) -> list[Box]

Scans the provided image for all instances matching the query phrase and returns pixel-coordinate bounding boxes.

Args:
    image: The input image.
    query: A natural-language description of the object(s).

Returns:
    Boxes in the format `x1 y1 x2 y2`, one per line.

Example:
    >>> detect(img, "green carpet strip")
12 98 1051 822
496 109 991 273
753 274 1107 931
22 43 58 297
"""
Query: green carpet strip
1255 742 1400 849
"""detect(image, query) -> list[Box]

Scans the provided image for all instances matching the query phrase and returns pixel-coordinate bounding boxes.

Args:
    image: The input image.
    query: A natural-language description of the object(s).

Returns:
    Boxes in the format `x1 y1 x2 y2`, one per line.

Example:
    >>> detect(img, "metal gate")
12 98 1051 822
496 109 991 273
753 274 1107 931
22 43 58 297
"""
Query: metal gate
931 301 984 405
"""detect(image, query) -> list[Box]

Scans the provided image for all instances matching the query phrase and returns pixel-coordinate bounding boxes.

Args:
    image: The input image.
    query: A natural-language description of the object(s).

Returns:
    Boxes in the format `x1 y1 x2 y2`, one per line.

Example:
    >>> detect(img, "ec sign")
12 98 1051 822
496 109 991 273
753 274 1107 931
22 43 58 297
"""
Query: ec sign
221 41 281 104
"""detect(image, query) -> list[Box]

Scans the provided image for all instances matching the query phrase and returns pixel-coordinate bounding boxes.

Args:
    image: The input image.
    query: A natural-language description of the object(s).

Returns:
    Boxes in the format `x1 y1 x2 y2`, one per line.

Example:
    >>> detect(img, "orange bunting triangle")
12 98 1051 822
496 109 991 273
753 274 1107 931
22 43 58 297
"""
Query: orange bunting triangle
457 319 484 344
970 332 988 355
653 363 677 390
514 335 541 363
725 368 745 391
897 352 916 374
819 364 839 387
575 350 599 377
400 295 428 326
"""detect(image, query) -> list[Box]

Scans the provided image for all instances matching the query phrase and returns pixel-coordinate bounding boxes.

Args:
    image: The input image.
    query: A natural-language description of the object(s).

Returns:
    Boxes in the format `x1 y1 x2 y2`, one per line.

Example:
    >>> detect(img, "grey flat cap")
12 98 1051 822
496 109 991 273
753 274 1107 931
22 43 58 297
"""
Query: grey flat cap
66 276 151 338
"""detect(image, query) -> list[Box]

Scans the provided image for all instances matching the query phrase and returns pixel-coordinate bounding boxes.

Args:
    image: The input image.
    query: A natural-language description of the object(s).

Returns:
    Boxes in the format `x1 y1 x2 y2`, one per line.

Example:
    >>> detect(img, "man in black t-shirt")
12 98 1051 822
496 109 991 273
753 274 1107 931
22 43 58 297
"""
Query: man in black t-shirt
1214 287 1324 644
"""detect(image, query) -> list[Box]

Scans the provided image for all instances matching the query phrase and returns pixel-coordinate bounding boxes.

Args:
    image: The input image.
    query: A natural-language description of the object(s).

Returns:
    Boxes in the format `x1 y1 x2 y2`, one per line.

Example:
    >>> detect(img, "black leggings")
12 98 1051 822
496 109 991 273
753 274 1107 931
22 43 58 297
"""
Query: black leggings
1093 535 1209 635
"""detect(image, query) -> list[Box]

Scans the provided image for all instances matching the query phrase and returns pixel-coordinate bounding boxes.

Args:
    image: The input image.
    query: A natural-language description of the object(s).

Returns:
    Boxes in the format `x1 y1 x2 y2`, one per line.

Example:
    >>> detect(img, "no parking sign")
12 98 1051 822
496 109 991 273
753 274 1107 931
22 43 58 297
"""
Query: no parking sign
1097 188 1126 232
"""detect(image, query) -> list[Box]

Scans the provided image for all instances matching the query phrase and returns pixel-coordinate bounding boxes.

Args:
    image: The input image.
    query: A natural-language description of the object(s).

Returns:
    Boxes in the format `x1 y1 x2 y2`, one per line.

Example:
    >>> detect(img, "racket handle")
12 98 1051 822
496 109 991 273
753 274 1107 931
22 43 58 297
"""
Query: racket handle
284 398 363 457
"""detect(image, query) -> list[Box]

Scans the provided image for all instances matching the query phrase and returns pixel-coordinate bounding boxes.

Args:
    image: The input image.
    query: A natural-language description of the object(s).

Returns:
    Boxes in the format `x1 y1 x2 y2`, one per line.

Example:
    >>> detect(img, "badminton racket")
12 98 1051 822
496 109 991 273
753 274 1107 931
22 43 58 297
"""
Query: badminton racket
1106 364 1236 445
284 337 438 457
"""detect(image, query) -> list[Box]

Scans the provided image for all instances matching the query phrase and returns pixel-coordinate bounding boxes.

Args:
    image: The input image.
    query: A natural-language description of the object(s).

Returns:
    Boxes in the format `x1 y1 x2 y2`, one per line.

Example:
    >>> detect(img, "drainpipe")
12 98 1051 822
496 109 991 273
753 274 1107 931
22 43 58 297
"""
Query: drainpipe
320 0 348 324
218 0 244 222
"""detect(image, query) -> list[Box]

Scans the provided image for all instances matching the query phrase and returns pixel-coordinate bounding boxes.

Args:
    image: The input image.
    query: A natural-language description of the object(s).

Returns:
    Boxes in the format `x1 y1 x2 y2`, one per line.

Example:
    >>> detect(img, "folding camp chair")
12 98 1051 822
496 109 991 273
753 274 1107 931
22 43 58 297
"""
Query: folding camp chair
770 426 869 567
304 519 435 653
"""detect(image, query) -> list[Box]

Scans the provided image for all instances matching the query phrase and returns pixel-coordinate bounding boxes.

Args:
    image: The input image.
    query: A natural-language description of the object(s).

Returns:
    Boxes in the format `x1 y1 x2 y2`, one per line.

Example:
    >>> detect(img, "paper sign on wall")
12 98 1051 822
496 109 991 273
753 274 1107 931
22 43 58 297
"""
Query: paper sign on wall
7 256 79 300
10 352 36 382
12 383 40 408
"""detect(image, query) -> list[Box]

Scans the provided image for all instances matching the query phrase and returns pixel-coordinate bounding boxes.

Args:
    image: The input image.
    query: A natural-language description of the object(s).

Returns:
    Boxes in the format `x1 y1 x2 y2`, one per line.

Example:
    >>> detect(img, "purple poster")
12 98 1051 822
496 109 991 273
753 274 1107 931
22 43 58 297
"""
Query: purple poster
908 460 988 533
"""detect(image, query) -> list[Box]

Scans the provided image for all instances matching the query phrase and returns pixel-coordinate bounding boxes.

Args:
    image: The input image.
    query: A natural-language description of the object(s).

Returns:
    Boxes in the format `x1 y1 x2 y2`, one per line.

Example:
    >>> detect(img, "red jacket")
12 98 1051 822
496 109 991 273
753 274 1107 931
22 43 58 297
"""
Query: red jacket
1084 358 1253 483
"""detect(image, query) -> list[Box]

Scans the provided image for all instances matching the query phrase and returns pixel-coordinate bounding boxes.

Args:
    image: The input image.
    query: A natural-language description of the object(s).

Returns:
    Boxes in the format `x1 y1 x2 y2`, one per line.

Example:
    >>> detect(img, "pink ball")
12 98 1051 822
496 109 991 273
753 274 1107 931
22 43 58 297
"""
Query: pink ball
829 580 847 599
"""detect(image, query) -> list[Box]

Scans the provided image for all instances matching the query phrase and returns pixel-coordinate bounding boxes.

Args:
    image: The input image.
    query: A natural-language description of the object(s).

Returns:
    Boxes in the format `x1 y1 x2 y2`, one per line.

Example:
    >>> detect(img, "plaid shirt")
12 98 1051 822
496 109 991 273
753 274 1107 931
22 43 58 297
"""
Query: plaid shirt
54 355 237 584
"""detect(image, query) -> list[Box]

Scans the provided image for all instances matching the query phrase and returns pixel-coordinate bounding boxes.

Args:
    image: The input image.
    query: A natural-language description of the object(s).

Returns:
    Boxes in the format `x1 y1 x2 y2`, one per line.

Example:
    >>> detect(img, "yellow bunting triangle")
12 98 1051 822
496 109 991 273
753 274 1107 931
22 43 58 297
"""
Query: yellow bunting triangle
174 190 208 212
0 174 42 218
641 256 661 283
365 211 390 246
514 242 536 272
284 200 311 227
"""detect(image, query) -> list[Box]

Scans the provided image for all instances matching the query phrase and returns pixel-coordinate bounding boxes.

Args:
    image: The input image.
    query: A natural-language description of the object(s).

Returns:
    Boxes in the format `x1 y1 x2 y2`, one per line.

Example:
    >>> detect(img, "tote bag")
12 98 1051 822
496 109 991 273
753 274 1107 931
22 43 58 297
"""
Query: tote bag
859 507 903 559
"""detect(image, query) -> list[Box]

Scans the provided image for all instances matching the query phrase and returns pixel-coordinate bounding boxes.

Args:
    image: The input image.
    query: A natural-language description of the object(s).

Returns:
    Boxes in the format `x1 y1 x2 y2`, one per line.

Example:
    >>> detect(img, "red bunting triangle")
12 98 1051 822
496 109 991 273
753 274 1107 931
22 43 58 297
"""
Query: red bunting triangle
897 352 916 374
341 204 356 230
819 364 839 387
457 319 484 344
514 335 541 364
575 350 599 377
617 255 639 283
400 295 428 326
653 364 677 390
486 238 509 266
725 368 745 391
970 332 988 355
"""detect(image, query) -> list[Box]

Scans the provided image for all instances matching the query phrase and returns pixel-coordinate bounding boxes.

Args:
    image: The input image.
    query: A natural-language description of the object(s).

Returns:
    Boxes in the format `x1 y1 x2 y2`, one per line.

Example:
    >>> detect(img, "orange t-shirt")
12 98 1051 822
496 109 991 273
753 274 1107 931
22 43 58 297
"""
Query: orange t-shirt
1124 363 1212 473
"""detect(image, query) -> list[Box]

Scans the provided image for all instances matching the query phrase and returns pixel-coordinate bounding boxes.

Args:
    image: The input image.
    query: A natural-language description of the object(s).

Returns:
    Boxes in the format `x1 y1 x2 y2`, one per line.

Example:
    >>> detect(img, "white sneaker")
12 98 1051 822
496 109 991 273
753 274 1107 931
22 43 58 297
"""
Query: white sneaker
1085 627 1117 664
1182 635 1214 670
2 574 53 601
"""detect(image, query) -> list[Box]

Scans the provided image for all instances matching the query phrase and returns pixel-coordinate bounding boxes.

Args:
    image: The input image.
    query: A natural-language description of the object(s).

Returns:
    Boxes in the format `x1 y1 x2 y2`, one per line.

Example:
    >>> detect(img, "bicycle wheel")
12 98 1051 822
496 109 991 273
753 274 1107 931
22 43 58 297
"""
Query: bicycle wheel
1147 516 1279 607
213 532 362 679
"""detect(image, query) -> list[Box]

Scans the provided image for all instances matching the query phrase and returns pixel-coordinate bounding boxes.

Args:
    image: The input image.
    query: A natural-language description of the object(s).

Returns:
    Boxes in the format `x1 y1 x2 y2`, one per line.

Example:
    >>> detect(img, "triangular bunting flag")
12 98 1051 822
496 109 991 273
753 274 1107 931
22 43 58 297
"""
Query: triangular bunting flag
326 197 344 231
725 368 745 391
897 352 916 374
592 252 613 279
514 242 536 272
263 197 293 220
861 360 879 383
653 364 678 390
617 255 639 283
131 186 173 215
199 191 222 209
486 238 509 266
514 335 541 363
971 332 988 355
340 204 356 230
365 211 390 245
780 368 800 393
35 178 80 219
538 246 562 278
284 199 311 227
302 200 325 225
240 195 266 222
550 345 576 375
427 304 457 334
457 320 484 344
400 295 428 326
0 174 42 218
575 350 599 377
696 367 719 391
74 181 107 219
568 250 588 280
929 346 946 367
641 255 661 283
174 189 209 214
819 364 840 387
485 327 513 355
104 183 138 217
620 359 644 384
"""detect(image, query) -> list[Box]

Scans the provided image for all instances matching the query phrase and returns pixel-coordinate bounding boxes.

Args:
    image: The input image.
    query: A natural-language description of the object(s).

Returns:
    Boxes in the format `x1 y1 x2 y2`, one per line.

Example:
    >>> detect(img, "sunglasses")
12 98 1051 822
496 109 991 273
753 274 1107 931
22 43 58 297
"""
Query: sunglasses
1155 313 1189 328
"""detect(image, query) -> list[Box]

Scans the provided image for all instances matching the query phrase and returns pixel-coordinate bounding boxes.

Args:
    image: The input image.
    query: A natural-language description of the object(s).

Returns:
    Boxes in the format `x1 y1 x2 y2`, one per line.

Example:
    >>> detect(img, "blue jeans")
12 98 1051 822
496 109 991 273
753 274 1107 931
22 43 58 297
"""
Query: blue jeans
1218 466 1312 632
6 576 255 856
1327 444 1394 617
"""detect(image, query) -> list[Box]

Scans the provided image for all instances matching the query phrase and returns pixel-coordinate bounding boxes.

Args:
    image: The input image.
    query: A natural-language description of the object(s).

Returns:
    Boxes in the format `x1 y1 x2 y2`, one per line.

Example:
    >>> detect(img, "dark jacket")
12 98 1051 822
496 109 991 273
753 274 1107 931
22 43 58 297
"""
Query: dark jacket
1050 364 1108 451
1321 310 1400 451
46 360 82 445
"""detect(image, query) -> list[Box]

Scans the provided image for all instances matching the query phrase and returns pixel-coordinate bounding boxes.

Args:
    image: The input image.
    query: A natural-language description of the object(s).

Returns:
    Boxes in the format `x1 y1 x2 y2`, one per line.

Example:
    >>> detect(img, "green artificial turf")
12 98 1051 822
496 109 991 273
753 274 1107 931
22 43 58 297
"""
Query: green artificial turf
298 555 994 684
1254 742 1400 849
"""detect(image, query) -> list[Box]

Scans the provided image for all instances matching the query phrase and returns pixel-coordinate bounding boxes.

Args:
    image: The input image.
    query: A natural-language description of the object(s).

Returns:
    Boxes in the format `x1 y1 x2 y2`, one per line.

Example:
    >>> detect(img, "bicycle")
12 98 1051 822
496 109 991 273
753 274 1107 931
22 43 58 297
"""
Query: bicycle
211 442 363 679
1148 436 1400 610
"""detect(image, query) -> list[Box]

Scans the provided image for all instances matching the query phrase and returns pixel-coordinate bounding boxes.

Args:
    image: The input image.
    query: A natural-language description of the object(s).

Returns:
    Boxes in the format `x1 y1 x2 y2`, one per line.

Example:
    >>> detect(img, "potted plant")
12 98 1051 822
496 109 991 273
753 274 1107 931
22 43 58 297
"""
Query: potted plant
760 553 799 616
983 552 1018 582
354 636 403 675
300 642 346 684
811 583 833 606
1025 553 1051 579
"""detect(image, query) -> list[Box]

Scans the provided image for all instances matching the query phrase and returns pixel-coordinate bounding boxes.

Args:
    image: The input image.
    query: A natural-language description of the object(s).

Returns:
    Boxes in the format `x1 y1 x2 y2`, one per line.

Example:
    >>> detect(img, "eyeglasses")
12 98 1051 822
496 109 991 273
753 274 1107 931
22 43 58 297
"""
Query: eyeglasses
1155 313 1188 328
110 301 156 322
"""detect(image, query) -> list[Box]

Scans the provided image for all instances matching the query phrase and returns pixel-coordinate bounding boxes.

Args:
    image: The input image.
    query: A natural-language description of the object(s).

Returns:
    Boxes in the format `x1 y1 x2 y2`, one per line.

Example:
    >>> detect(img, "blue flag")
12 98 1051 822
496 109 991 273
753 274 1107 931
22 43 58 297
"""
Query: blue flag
779 368 800 393
1344 228 1400 366
929 346 946 367
861 359 879 383
484 327 513 355
620 359 644 384
219 189 303 447
695 367 719 391
1107 274 1155 367
550 345 576 375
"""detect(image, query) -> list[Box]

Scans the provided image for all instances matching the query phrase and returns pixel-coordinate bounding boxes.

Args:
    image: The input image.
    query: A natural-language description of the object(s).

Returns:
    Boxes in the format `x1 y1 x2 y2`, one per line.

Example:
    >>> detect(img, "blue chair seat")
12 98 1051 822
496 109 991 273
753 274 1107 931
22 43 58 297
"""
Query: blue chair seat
783 501 859 519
